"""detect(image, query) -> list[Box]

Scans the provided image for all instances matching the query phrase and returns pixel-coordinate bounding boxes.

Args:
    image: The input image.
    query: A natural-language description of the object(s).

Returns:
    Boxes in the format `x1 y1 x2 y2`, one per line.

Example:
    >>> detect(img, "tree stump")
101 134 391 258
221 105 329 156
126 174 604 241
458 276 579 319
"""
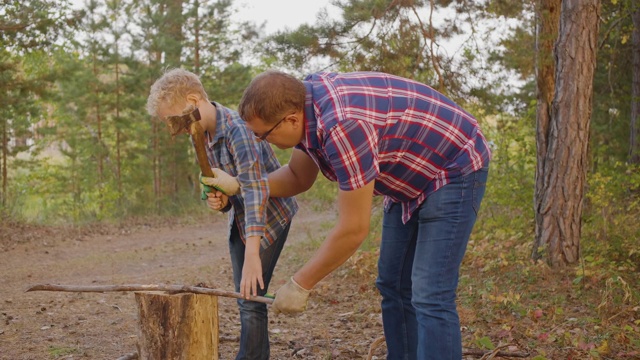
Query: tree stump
134 292 219 360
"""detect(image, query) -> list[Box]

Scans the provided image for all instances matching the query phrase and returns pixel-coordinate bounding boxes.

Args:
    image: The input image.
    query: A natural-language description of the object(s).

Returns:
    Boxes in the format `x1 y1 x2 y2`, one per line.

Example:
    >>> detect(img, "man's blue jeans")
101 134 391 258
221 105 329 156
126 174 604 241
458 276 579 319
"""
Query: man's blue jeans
376 167 489 360
229 222 291 360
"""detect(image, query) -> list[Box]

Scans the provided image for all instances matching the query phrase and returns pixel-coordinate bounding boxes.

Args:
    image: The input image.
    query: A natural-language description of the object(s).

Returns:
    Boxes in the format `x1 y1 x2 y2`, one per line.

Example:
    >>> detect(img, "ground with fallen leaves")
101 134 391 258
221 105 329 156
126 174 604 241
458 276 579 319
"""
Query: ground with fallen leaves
1 200 638 359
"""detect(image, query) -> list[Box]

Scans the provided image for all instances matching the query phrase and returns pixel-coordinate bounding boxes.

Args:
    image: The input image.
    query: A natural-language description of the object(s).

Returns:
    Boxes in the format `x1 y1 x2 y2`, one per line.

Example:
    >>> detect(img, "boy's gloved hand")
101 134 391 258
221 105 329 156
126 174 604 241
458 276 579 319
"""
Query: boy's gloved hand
201 168 240 195
272 277 311 314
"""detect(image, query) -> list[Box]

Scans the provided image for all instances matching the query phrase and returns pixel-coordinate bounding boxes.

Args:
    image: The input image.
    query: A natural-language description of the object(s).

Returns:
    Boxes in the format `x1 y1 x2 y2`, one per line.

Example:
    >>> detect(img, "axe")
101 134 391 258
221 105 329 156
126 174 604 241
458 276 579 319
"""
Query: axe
164 107 224 198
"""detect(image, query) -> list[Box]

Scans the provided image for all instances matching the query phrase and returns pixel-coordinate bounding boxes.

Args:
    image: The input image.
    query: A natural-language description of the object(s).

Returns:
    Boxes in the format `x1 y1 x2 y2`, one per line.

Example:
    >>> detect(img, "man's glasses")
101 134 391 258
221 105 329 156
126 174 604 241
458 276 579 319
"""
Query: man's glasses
254 116 286 141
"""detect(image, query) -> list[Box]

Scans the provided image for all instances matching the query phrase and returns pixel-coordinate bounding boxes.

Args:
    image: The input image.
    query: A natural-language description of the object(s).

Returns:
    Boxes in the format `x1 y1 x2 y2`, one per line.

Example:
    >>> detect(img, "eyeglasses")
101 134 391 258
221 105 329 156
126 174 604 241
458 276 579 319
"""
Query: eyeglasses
254 116 286 141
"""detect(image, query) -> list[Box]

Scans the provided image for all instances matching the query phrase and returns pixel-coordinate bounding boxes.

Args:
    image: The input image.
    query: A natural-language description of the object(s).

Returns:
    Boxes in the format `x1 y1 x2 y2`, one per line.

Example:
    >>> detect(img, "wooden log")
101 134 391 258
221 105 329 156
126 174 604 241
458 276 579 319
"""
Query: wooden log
26 283 274 304
135 292 219 360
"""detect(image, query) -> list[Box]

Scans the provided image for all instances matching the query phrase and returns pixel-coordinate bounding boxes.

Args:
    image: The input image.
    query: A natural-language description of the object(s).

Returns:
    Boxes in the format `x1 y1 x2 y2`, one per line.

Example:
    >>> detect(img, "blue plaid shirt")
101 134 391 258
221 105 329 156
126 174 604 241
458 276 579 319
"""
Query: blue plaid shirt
204 102 298 249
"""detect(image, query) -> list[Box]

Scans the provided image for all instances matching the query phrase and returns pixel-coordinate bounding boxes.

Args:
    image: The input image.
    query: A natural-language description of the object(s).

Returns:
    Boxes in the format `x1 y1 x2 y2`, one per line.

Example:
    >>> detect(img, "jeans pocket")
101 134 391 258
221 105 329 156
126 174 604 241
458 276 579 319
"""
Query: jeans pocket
472 167 489 215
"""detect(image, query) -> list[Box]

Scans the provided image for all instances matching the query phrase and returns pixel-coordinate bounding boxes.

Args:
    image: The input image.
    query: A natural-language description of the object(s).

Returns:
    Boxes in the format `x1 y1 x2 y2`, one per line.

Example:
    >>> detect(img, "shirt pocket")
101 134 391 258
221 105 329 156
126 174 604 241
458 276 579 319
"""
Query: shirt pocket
214 143 235 176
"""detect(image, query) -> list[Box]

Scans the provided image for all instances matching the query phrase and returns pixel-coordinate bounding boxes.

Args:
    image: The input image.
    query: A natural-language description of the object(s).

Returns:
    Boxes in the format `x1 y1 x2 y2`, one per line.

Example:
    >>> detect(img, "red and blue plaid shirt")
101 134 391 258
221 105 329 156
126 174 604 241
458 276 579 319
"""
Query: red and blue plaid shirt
205 102 298 249
295 72 491 223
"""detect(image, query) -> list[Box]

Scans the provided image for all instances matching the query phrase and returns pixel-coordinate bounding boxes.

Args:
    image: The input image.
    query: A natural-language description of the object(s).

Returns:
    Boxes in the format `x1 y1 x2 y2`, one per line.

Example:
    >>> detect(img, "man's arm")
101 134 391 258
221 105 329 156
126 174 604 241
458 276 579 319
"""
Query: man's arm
267 149 319 197
293 181 375 289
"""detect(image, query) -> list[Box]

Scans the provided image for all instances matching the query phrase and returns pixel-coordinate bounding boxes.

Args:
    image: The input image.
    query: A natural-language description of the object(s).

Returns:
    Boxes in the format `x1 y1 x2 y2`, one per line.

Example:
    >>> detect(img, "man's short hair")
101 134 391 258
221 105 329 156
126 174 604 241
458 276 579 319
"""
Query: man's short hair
238 70 306 124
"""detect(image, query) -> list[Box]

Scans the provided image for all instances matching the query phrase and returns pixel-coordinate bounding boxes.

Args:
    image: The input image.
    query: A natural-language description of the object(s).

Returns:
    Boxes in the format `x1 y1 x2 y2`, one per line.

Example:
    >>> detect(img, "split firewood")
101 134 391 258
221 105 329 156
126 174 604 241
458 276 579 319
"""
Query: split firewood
26 283 274 304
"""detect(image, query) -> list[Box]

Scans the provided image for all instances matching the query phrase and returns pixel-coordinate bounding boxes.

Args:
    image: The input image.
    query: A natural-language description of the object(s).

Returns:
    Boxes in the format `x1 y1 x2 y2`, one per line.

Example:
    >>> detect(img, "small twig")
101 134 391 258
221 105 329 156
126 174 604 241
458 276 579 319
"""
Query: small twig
365 338 529 359
26 283 274 305
463 347 530 358
366 336 386 360
480 344 509 360
115 352 138 360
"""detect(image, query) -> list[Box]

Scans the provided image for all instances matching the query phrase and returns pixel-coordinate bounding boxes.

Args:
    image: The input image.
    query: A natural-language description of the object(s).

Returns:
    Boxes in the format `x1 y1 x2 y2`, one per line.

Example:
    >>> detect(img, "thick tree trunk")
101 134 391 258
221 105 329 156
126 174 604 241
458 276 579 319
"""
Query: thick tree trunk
135 292 219 360
535 0 600 266
631 1 640 164
533 0 561 260
1 120 6 207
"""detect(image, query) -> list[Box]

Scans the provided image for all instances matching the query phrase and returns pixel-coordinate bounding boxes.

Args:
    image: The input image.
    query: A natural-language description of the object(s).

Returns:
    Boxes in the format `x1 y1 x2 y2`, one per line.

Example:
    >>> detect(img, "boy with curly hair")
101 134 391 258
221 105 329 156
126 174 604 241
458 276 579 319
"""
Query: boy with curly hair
147 68 298 360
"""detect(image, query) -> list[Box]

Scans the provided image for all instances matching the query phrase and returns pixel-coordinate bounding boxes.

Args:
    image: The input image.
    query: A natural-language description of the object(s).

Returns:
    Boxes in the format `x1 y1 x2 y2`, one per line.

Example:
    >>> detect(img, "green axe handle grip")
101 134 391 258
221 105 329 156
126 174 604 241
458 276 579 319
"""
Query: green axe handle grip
199 174 226 200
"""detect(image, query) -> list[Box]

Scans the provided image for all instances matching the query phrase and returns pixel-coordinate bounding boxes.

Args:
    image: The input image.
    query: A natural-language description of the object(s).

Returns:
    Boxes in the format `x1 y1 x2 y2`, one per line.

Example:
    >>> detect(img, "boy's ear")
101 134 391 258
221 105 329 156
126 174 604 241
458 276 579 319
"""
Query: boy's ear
186 93 201 106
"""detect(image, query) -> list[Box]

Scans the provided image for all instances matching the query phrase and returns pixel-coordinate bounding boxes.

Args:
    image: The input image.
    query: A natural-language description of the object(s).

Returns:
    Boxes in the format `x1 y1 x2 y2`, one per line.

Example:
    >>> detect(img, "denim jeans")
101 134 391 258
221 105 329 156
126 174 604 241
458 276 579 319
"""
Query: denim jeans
228 221 291 360
375 167 489 360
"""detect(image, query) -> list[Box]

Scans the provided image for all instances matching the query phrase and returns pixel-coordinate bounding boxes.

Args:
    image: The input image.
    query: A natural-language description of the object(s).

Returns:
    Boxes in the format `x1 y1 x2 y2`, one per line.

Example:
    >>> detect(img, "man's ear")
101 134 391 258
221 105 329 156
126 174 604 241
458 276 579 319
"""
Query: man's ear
289 111 305 128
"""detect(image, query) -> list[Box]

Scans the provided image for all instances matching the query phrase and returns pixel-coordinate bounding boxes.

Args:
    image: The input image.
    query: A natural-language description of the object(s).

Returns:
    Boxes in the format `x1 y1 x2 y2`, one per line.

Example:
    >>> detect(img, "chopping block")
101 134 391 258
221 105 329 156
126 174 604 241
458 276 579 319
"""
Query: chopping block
135 292 219 360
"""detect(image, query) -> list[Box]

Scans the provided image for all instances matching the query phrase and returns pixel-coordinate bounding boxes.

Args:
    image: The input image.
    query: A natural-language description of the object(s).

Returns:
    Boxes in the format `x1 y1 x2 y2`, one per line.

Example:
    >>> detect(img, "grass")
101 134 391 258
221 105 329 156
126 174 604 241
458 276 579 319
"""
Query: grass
5 133 639 359
454 224 640 359
285 165 640 359
48 345 78 358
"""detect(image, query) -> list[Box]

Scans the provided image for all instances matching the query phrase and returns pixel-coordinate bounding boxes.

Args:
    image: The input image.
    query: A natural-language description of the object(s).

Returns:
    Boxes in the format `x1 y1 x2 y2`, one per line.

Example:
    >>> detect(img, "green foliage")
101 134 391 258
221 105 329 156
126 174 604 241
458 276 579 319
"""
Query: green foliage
0 0 78 51
591 0 635 163
47 345 77 358
459 108 639 358
472 106 537 245
582 162 640 270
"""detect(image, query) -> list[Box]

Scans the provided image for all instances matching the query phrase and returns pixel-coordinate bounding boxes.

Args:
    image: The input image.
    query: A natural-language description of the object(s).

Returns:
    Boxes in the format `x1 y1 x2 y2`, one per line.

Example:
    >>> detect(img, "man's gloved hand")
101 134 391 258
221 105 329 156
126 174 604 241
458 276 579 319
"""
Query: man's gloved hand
272 277 311 314
201 168 240 196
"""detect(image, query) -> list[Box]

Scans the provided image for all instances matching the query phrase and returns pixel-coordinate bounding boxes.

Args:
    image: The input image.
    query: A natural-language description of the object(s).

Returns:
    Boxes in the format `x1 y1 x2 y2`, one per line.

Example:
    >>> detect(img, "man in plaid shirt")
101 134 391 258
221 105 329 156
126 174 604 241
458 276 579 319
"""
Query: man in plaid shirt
208 70 491 360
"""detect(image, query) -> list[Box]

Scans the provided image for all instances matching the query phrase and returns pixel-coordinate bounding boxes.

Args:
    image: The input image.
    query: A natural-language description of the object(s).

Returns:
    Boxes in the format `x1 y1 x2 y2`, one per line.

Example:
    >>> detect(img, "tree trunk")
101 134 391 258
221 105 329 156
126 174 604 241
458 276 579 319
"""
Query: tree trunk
535 0 600 266
1 120 6 208
135 292 219 360
631 0 640 164
115 47 122 196
194 0 200 75
532 0 561 260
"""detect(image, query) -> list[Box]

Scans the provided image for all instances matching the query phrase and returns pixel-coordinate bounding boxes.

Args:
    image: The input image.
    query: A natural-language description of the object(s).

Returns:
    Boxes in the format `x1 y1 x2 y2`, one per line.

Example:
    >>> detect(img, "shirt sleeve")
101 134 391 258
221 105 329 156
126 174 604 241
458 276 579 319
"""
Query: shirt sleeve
225 122 268 239
324 120 380 191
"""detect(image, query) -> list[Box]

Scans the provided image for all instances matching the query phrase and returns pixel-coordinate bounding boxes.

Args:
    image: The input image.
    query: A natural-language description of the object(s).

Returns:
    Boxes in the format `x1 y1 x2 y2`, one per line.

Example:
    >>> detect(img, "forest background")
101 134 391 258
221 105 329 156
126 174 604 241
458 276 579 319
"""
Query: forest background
1 0 639 359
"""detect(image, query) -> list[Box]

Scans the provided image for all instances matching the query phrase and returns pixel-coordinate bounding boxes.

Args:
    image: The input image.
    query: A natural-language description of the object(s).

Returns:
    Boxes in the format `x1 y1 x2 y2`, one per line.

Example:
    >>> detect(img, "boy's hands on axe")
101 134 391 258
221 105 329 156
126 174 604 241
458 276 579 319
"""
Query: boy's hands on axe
272 276 311 314
205 190 229 212
201 168 241 195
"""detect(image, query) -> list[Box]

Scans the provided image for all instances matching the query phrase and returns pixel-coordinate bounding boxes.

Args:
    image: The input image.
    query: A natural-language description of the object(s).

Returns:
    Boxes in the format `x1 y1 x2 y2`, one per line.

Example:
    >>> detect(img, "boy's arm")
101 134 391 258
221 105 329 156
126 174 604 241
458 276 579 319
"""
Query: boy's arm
240 235 263 298
223 119 272 298
201 149 318 197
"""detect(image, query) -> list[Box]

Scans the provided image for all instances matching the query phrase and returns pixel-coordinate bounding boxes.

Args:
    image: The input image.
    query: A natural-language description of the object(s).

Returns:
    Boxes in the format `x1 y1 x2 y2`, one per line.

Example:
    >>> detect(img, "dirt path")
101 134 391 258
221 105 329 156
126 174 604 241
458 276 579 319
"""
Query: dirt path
0 204 387 359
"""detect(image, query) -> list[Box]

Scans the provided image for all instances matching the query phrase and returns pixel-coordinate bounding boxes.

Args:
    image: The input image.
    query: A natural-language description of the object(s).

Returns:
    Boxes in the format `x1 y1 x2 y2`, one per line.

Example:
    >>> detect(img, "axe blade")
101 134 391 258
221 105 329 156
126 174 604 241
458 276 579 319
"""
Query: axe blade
164 107 202 137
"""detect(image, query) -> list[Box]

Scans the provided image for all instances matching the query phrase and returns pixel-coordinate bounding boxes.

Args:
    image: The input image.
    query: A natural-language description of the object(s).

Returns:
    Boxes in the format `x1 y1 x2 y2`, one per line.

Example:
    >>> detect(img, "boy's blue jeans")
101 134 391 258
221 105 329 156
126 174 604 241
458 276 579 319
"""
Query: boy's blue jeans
228 222 291 360
376 167 489 360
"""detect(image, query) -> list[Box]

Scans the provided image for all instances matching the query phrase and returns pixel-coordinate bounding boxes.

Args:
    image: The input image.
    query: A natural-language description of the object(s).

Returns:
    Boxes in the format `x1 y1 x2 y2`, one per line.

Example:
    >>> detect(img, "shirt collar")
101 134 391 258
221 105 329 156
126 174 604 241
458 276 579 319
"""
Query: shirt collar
206 101 226 146
301 81 320 150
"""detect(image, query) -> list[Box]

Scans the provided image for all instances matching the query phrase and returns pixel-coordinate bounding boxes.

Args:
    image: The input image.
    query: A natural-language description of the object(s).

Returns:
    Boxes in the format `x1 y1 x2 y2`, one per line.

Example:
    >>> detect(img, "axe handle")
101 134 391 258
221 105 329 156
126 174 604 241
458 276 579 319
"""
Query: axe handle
190 121 214 177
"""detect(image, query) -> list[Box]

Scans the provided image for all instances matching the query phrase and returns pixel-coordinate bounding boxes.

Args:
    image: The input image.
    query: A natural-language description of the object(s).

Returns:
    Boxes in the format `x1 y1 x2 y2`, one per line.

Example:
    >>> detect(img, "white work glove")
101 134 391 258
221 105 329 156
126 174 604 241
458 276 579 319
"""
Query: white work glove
200 168 240 196
272 277 311 314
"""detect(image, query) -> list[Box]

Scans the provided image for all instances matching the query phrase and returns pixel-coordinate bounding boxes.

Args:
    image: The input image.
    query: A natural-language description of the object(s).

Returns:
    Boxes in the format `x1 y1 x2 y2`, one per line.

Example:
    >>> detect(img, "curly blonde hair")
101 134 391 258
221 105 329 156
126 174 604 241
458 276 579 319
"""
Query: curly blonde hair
146 68 208 117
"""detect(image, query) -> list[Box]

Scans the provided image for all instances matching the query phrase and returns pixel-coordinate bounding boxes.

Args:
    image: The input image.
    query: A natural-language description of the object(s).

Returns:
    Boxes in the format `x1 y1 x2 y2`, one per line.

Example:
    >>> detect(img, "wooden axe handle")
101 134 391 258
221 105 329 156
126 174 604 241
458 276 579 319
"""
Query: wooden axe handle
190 121 214 177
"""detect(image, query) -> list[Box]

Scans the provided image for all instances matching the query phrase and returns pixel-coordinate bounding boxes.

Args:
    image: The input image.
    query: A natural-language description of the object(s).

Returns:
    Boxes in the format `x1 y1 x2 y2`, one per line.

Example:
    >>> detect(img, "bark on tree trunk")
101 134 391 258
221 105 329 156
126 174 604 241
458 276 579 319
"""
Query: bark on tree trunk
135 292 219 360
1 121 6 207
533 0 562 260
631 1 640 164
535 0 600 266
